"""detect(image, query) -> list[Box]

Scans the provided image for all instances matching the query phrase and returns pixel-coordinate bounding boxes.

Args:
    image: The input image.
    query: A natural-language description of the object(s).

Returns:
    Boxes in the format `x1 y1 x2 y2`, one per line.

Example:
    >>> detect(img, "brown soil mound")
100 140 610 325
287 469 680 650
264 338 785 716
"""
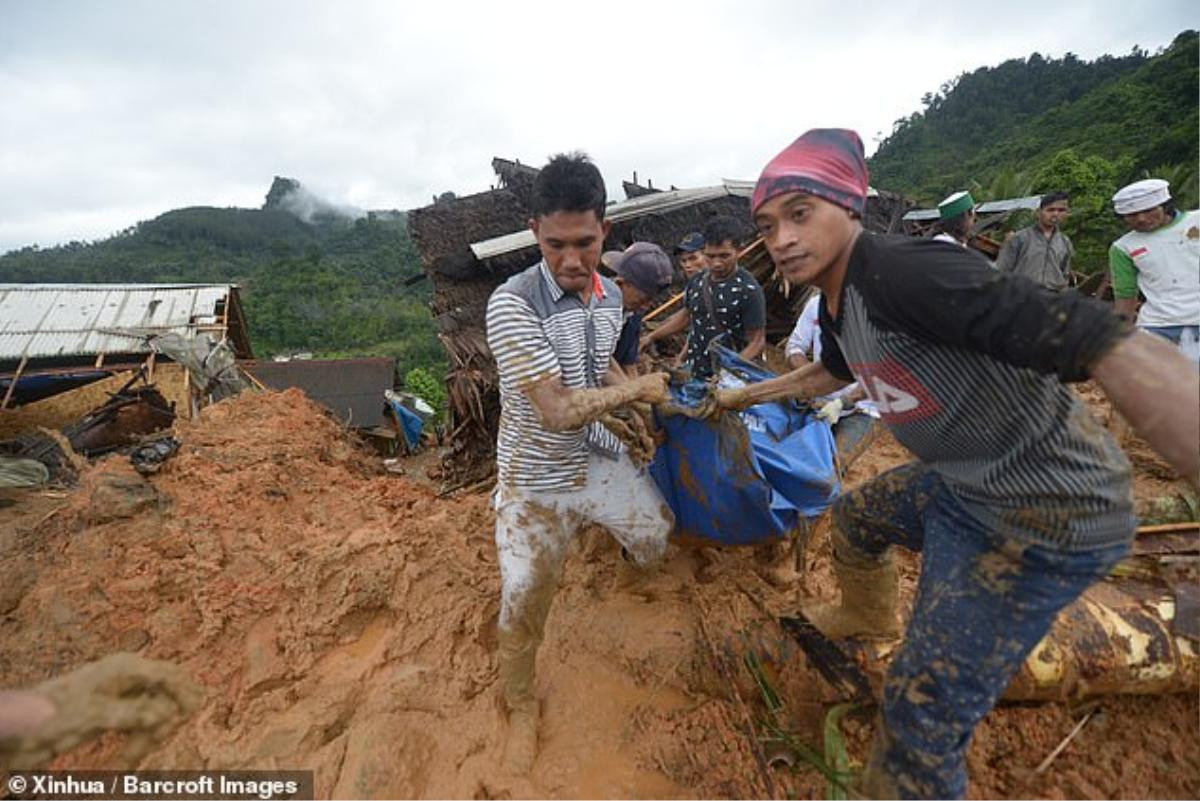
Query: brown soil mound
0 387 1196 798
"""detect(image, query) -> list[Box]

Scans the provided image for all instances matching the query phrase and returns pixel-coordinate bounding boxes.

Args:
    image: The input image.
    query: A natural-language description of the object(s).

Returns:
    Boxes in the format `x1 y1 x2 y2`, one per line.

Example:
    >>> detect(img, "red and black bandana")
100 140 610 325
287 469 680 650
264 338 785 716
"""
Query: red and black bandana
752 128 869 216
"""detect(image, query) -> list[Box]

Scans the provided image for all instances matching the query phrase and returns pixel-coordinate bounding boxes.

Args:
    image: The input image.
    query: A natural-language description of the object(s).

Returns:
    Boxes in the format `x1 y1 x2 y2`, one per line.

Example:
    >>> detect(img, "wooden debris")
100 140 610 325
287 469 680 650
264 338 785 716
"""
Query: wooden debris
779 616 874 702
1035 705 1099 774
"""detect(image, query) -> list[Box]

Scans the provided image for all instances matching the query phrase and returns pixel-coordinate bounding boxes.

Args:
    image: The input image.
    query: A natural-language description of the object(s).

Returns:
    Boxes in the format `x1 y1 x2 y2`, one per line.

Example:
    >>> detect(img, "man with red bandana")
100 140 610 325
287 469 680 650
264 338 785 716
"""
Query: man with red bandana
716 129 1199 798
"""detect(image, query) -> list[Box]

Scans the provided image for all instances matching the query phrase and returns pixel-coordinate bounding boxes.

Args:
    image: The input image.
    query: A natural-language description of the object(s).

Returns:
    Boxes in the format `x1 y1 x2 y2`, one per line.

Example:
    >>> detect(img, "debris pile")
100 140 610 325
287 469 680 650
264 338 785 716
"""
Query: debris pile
0 388 1196 798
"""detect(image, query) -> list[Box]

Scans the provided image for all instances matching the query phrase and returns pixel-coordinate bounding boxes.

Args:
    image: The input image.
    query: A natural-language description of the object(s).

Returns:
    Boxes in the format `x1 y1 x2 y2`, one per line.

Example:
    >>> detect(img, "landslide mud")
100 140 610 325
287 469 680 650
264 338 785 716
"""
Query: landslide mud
0 386 1195 798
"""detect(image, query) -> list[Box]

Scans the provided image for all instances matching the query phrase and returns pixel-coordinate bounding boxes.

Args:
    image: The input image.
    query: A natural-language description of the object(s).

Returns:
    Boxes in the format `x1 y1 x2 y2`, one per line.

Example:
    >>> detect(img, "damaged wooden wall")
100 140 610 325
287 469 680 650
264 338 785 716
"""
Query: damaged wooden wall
0 365 190 441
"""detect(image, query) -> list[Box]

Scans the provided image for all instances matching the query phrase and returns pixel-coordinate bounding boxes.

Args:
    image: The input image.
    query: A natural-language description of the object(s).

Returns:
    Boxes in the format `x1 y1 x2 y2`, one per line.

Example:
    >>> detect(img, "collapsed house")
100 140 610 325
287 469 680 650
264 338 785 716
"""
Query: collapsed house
408 159 912 481
0 285 412 482
0 283 255 483
0 283 253 430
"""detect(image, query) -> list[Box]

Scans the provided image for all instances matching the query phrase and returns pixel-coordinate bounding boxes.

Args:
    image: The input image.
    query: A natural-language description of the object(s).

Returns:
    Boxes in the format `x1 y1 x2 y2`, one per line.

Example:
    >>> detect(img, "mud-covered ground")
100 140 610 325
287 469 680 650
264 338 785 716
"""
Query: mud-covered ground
0 387 1196 798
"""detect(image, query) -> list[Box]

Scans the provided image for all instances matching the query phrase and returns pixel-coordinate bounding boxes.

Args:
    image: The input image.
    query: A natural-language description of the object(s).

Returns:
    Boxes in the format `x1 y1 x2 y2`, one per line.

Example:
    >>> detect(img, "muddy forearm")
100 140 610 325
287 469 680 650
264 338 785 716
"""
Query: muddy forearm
529 375 666 432
1 654 201 771
787 352 813 371
604 358 630 386
740 362 848 405
1091 332 1200 486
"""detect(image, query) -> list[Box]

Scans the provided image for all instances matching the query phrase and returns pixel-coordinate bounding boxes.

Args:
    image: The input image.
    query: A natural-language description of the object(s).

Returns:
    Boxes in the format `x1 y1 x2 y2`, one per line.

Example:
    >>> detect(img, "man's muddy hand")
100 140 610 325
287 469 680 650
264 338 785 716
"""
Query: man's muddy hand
2 653 203 770
631 373 671 405
714 387 754 414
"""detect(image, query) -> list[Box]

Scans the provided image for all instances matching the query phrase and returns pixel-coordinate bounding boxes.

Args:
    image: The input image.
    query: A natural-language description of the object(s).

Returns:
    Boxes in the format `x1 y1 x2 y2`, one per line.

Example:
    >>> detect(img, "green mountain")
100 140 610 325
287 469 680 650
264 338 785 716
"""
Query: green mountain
0 178 442 371
869 30 1199 271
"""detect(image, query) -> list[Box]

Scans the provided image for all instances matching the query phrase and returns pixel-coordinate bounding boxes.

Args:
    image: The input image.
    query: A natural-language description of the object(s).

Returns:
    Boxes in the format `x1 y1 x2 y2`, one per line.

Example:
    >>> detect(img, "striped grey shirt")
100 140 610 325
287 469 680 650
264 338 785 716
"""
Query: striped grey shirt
818 234 1134 550
486 261 624 491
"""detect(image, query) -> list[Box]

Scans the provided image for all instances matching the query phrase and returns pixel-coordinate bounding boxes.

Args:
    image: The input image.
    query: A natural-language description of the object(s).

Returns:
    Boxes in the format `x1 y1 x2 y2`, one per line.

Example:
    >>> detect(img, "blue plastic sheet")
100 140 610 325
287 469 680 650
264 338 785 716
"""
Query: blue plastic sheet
386 398 425 452
649 347 839 545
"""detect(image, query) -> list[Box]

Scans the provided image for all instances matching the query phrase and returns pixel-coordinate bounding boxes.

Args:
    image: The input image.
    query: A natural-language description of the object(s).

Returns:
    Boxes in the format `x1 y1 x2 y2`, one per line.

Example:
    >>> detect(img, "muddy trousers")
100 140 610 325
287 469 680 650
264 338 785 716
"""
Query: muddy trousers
493 453 674 714
835 462 1129 799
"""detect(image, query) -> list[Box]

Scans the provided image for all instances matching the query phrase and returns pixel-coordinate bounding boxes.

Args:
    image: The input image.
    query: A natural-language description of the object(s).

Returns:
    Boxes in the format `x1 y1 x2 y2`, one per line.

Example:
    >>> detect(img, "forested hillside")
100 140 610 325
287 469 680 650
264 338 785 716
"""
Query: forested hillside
870 29 1199 271
0 179 443 373
5 30 1195 365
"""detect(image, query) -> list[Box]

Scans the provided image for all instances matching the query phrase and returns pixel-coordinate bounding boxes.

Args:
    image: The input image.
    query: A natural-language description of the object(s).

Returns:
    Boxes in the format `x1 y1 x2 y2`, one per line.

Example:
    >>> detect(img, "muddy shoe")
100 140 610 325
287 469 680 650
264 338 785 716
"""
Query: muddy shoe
801 556 901 640
502 701 539 774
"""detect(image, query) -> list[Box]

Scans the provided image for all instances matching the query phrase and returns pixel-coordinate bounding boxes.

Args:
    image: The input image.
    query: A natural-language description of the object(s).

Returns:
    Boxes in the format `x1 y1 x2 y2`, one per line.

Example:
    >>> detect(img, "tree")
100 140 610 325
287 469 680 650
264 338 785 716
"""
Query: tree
1032 149 1129 273
404 366 447 425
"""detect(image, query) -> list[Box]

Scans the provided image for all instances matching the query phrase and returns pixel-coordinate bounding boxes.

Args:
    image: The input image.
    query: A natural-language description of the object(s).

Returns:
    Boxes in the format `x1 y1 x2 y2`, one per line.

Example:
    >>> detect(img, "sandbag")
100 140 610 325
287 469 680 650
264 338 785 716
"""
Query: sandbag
649 347 839 546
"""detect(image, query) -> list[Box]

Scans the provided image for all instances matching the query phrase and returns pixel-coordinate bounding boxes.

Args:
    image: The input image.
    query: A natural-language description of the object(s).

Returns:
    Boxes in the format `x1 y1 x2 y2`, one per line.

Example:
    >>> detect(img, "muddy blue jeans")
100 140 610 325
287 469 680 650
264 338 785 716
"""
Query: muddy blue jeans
834 462 1130 799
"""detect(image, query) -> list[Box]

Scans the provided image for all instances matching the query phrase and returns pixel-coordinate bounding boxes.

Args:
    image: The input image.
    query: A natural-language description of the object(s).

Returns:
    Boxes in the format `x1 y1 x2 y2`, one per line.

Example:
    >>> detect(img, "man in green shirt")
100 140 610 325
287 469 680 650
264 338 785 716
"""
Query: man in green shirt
1108 178 1199 358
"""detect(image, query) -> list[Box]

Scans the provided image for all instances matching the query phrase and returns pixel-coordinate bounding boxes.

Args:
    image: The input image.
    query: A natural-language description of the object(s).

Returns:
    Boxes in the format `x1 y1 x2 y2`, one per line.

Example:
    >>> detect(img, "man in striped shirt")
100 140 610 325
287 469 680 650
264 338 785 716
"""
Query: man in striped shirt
485 153 674 774
718 129 1198 798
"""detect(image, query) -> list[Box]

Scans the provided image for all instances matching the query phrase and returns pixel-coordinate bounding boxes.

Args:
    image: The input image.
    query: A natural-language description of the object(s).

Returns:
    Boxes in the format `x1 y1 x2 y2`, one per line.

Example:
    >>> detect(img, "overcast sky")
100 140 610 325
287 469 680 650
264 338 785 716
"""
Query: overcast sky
0 0 1193 254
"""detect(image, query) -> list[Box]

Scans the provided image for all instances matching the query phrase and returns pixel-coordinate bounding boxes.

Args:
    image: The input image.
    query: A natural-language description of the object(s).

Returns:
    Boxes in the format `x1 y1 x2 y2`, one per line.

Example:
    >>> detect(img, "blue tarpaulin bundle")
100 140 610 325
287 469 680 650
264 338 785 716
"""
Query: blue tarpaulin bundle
386 397 426 452
648 347 839 546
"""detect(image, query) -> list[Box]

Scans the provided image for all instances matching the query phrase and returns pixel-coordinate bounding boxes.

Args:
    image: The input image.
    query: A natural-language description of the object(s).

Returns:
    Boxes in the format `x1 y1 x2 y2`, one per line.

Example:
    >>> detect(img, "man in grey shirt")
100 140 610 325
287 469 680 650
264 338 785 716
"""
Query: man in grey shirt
994 191 1074 288
721 129 1197 799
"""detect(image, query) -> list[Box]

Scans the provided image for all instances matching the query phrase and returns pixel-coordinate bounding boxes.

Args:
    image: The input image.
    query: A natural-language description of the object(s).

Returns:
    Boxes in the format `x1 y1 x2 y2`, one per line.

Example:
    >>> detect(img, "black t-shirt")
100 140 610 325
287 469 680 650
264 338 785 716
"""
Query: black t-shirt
683 266 766 378
613 312 643 366
818 232 1133 550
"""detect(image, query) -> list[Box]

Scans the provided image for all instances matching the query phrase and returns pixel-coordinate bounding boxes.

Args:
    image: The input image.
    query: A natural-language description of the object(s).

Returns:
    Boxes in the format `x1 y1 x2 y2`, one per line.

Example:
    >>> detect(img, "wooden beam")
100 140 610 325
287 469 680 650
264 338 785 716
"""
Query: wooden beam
1 355 29 410
1137 521 1200 535
643 291 683 323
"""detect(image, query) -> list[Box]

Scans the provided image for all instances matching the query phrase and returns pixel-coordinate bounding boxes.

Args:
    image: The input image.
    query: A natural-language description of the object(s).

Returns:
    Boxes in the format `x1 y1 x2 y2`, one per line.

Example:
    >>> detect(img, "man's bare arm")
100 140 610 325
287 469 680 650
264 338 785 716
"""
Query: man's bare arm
604 357 631 385
715 361 850 410
1112 298 1138 321
642 308 690 347
525 372 669 432
739 328 766 362
787 352 813 370
1091 331 1199 485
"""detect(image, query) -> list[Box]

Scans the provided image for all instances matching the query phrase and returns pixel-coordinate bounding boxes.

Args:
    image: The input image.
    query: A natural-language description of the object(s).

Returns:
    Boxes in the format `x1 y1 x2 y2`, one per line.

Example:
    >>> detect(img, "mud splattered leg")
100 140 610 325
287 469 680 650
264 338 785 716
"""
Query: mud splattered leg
573 454 672 565
493 489 571 774
803 462 936 639
867 491 1129 799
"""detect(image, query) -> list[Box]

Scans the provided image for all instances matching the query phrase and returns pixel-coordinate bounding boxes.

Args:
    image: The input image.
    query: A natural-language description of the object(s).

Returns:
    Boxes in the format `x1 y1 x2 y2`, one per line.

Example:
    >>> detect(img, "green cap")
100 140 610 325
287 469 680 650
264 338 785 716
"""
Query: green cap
937 190 975 220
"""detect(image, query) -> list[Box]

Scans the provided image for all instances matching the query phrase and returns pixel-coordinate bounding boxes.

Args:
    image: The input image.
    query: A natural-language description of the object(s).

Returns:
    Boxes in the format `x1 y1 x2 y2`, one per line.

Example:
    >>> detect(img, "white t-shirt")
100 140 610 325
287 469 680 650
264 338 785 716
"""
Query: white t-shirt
1110 210 1200 328
786 293 823 361
785 294 878 418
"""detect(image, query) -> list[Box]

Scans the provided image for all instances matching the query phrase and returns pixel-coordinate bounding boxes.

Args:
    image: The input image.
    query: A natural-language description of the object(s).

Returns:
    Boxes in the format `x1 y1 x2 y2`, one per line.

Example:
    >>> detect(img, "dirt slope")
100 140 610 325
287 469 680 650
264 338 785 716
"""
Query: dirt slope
0 387 1195 798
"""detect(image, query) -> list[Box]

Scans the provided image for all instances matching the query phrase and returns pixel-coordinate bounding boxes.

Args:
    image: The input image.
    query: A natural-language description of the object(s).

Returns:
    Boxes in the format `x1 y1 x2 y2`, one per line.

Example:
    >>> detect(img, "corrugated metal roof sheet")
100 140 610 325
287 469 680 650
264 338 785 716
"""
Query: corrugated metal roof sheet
0 284 236 361
470 183 738 260
471 179 882 260
240 357 395 427
902 195 1042 221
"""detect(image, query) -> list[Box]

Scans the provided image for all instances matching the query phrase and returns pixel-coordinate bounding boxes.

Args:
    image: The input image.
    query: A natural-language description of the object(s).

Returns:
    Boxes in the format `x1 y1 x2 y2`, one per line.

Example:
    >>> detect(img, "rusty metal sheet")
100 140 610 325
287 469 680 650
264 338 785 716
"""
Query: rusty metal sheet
240 357 395 428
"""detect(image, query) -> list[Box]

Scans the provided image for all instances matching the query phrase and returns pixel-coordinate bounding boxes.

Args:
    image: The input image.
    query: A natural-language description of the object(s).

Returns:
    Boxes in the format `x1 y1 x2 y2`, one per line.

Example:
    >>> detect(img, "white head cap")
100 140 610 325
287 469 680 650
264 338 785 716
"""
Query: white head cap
1112 178 1171 215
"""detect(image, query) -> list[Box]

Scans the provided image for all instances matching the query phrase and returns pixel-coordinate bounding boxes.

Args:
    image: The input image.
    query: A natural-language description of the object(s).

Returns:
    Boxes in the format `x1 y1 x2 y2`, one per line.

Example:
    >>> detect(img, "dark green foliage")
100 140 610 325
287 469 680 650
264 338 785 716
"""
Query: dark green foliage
403 366 448 425
870 30 1199 272
1030 149 1130 271
0 200 443 374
